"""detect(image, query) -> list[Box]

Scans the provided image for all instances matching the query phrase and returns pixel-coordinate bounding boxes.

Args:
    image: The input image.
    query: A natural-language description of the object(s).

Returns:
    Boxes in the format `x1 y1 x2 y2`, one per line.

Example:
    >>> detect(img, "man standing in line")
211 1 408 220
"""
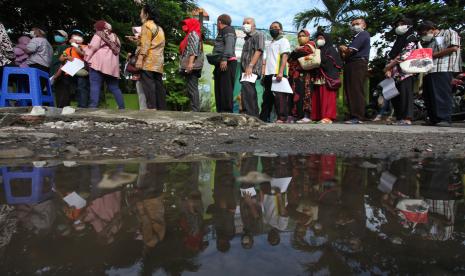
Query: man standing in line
240 17 265 118
212 14 237 113
339 18 371 124
418 21 461 127
260 21 291 123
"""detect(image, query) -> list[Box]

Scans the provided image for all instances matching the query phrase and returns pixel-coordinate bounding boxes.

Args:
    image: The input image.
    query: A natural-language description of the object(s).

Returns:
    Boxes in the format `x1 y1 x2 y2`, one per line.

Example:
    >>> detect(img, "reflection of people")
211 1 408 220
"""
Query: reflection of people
80 191 122 244
210 160 236 252
260 182 288 246
420 159 463 241
16 199 57 235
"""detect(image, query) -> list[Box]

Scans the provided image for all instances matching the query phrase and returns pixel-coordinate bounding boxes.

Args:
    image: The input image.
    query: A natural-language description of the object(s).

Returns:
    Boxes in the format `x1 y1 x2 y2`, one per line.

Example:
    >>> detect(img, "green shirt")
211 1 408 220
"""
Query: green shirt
50 44 69 75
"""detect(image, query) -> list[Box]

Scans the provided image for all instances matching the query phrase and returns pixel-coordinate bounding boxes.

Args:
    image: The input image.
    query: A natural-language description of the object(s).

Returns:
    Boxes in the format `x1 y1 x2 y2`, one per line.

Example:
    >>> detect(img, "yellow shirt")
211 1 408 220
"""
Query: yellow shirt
138 20 165 73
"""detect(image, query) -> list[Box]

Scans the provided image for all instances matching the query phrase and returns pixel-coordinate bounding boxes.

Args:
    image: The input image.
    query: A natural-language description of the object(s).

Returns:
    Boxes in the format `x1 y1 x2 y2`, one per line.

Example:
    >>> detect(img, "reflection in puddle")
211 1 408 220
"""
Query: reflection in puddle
0 155 464 274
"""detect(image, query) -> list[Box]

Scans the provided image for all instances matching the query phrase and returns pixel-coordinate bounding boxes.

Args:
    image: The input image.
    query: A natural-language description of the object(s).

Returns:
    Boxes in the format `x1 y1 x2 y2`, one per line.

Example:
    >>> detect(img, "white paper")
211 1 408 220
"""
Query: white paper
378 78 399 100
240 187 257 197
378 171 397 193
271 77 293 94
63 192 87 209
61 59 85 77
240 73 258 83
270 177 292 193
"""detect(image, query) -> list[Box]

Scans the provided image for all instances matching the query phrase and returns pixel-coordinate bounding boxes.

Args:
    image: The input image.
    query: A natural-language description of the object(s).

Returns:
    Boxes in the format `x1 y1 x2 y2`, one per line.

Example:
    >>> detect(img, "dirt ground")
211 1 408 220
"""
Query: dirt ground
1 107 465 163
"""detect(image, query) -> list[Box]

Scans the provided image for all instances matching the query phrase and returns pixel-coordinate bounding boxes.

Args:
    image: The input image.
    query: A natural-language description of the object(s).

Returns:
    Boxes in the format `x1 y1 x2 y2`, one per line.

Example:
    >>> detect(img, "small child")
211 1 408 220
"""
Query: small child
14 36 31 67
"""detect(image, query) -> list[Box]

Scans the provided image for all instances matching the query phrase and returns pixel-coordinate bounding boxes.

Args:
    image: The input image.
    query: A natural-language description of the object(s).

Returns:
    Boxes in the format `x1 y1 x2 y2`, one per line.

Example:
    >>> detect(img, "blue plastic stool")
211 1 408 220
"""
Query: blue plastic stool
2 166 55 205
0 67 55 107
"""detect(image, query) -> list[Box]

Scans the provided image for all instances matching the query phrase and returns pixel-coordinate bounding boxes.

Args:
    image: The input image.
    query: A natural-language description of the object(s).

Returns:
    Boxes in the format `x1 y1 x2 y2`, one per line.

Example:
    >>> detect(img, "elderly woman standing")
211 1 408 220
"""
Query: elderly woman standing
0 22 15 87
288 29 316 123
26 27 53 72
85 20 125 109
136 4 167 110
311 32 343 124
179 18 203 112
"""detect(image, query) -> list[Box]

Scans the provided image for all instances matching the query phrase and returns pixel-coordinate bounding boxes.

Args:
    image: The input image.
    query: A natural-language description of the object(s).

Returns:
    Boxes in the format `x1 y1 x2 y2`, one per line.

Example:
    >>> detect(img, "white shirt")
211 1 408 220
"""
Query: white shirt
262 194 289 231
265 37 291 76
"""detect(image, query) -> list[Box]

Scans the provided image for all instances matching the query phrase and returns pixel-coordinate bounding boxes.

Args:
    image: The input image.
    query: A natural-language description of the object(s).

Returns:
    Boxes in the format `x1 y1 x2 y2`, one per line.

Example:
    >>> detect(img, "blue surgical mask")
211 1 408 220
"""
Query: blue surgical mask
54 35 66 43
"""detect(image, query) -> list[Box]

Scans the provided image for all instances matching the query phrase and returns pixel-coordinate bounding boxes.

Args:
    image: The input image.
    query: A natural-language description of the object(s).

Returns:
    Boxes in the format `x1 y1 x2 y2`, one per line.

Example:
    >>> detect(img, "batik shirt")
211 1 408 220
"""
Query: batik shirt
0 23 14 66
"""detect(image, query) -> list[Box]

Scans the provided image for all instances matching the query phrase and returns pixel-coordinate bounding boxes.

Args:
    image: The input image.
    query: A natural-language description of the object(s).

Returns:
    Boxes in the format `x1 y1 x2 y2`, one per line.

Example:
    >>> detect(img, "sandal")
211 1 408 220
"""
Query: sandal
275 120 285 124
318 118 333 124
344 119 363 124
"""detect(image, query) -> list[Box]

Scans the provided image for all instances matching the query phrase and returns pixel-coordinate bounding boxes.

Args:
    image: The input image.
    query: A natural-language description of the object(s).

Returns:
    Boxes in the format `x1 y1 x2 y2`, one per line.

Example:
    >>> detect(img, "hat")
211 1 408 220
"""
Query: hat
55 30 68 39
70 29 84 36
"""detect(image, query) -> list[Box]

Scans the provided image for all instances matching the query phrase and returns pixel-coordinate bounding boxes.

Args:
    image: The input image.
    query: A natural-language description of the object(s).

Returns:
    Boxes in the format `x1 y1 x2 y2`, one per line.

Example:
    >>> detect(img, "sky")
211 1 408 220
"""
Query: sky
197 0 323 32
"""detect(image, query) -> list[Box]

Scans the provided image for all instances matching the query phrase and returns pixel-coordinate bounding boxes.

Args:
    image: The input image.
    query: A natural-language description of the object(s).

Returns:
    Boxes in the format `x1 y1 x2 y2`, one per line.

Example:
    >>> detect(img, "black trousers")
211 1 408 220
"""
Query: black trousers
240 80 259 117
185 71 200 112
54 75 74 108
343 60 368 120
214 60 237 113
259 75 274 122
140 70 166 110
423 72 453 123
391 76 415 120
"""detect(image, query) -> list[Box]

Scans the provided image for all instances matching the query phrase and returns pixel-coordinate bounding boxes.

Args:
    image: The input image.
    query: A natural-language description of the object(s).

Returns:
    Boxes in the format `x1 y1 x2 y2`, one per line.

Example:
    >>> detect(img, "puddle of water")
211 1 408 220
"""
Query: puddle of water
0 155 464 275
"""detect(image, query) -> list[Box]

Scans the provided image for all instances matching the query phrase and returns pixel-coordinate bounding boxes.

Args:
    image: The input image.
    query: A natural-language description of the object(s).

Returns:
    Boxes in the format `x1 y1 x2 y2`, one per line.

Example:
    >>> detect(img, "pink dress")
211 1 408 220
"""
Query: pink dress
84 33 120 78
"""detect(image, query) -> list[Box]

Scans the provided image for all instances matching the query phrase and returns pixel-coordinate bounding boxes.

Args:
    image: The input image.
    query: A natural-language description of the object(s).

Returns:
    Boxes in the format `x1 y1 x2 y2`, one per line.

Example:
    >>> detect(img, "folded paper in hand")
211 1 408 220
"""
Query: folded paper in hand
271 77 293 94
61 59 85 77
240 187 257 197
240 73 258 83
63 191 87 209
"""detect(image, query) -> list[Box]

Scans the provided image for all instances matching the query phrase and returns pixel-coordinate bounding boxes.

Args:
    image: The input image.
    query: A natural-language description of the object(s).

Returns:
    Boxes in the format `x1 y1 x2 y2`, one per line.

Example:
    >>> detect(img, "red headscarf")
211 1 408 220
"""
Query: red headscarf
179 18 201 54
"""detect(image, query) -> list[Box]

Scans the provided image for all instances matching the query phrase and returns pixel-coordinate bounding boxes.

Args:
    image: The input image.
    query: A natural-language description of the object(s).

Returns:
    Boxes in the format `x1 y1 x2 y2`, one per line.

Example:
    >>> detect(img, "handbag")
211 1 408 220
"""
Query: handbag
180 43 204 71
126 54 140 74
399 42 433 74
206 53 221 66
320 69 341 90
298 44 321 70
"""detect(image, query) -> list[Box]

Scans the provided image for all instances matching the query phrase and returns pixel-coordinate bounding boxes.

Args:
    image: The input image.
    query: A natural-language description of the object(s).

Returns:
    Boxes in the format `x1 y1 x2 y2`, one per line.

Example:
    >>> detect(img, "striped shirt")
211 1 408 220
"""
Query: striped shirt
181 31 201 60
426 29 461 73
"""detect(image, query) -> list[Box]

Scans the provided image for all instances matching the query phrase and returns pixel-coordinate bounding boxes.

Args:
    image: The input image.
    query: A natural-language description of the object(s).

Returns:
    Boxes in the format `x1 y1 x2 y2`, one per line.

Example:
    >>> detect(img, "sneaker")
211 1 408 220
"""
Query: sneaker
297 117 312 124
344 119 363 124
436 121 452 127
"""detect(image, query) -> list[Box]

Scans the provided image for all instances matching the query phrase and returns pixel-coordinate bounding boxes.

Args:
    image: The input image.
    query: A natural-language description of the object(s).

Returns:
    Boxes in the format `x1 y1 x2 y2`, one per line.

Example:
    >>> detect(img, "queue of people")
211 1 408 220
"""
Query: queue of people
0 10 462 126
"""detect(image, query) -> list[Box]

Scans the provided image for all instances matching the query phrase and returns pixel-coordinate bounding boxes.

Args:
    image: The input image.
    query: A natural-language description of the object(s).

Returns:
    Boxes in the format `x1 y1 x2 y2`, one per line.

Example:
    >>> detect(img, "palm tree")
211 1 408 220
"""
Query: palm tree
294 0 365 40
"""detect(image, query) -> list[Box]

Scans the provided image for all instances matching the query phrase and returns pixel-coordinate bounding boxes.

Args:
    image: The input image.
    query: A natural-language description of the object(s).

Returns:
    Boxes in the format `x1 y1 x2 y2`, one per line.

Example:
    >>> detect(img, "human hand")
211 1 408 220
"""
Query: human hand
245 65 253 77
186 62 194 74
135 56 144 70
276 73 283 82
220 60 228 71
67 56 74 62
385 70 392 78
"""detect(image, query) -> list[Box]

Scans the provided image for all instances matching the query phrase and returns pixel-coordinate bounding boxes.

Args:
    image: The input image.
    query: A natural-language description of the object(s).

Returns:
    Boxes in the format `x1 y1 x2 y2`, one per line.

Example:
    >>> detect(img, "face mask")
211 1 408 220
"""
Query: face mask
395 25 409 36
421 33 434 42
298 37 308 46
350 25 363 34
242 24 252 34
270 29 280 39
72 36 83 44
316 39 326 47
54 35 66 43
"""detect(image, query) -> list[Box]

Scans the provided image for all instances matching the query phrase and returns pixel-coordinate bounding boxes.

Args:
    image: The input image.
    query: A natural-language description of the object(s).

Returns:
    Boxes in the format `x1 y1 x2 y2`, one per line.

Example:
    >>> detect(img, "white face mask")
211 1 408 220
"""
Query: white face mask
72 36 84 44
350 24 363 33
242 24 252 34
316 39 326 47
395 25 409 36
421 33 434 42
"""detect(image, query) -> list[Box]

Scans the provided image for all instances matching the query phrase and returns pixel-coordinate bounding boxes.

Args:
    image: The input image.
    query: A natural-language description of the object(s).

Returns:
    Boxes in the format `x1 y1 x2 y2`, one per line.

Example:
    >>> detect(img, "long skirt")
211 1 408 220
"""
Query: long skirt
311 84 337 121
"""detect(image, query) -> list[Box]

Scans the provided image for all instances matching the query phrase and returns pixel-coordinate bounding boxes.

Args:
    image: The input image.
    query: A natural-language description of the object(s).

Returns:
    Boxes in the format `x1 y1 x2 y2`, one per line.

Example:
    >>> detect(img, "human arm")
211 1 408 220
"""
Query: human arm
245 50 263 77
84 35 101 62
185 32 200 73
136 24 153 69
220 31 235 71
276 39 291 81
25 38 39 54
433 46 459 59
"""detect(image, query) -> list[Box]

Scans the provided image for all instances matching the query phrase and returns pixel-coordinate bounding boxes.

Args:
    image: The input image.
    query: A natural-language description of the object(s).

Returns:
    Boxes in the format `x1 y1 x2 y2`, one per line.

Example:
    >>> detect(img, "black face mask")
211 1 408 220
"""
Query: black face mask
270 29 280 38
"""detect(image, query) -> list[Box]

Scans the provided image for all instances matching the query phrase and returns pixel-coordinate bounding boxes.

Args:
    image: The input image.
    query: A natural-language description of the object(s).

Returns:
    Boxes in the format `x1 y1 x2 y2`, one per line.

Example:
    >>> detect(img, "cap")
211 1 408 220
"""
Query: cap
55 30 68 39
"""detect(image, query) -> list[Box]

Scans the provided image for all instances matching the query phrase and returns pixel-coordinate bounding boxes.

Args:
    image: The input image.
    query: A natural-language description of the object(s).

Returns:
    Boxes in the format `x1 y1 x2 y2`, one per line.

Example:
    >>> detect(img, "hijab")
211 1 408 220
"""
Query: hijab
388 17 417 59
94 20 120 56
315 32 343 79
179 18 201 54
